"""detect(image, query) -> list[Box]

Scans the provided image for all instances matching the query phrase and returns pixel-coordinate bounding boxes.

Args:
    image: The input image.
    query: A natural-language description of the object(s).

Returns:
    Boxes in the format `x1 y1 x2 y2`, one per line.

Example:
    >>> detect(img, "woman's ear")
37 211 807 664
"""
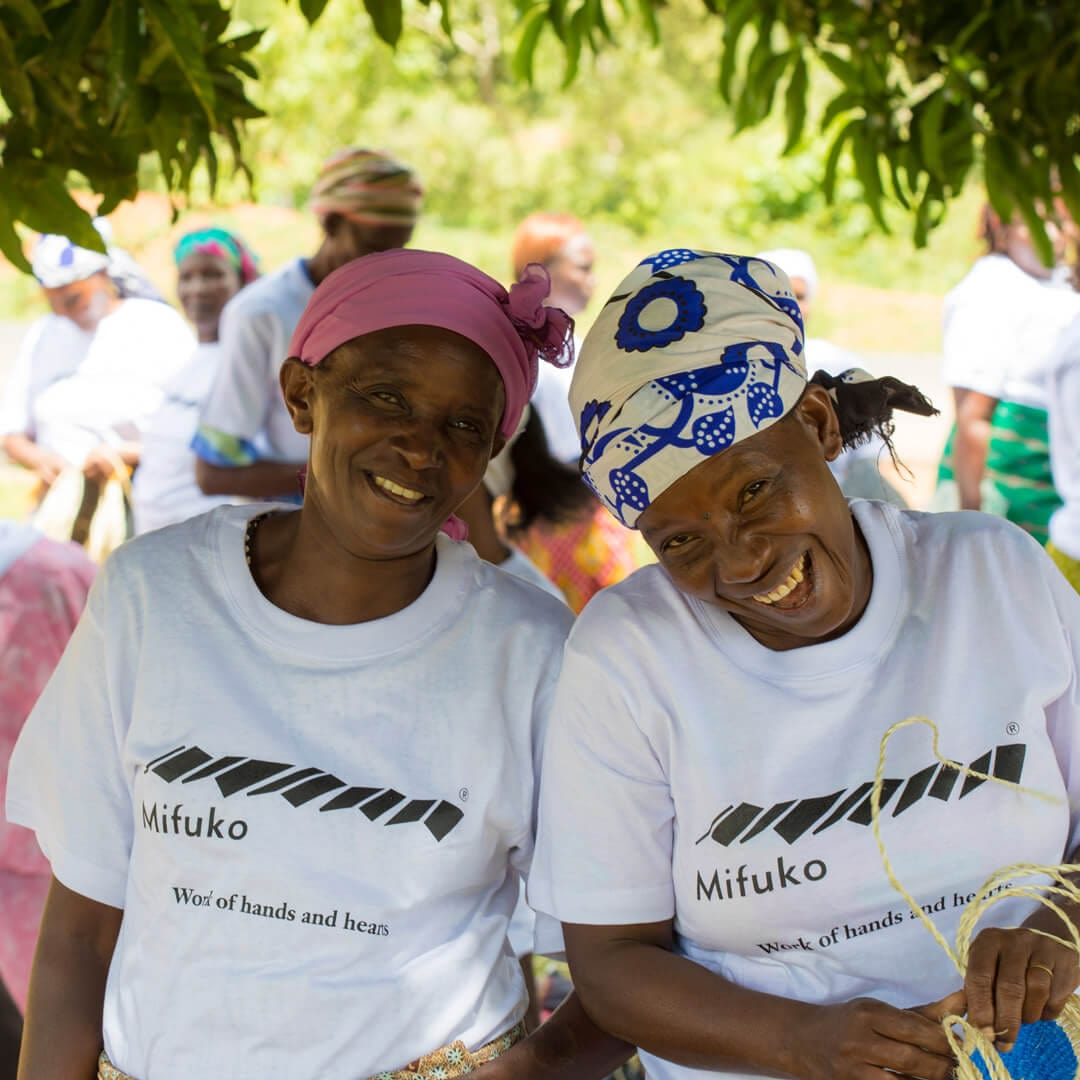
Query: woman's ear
280 358 317 435
796 383 844 463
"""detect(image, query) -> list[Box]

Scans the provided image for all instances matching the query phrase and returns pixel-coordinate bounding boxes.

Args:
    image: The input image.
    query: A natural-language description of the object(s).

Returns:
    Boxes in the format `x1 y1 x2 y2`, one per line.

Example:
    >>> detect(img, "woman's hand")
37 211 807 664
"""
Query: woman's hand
82 445 119 485
966 926 1080 1050
785 991 963 1080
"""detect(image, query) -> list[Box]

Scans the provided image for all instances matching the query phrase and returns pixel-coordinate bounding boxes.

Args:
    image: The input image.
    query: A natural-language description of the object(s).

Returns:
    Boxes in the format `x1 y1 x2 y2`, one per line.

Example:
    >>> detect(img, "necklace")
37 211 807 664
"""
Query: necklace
244 511 272 567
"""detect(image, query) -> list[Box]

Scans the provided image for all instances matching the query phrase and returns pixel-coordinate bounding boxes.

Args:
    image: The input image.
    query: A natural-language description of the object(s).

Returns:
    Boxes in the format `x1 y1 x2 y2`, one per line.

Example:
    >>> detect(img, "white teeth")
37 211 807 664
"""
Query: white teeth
753 554 807 606
373 475 424 502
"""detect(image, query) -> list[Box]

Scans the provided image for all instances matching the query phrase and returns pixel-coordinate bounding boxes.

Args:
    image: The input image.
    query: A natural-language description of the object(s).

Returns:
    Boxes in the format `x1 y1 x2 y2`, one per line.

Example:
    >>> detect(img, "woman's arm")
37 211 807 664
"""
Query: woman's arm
477 989 633 1080
1 434 67 489
952 388 999 511
194 458 302 499
561 920 960 1080
18 877 122 1080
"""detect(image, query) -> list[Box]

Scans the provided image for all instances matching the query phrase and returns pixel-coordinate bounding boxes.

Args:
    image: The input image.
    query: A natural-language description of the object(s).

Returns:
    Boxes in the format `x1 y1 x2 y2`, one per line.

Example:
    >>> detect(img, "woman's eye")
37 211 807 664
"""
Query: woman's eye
450 418 483 435
741 479 769 505
661 533 695 554
363 389 404 407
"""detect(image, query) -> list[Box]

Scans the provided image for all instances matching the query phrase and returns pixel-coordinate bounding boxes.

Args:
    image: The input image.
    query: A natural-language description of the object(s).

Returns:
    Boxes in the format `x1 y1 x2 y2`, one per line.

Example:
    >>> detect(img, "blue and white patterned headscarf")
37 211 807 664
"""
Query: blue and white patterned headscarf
572 250 824 528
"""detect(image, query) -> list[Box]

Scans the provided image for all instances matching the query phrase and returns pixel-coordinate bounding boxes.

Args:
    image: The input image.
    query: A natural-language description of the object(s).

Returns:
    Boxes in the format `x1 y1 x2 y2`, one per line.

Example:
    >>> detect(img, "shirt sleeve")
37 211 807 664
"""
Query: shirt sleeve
0 321 44 437
4 556 134 908
192 300 275 466
1037 544 1080 857
941 291 1013 398
528 636 676 928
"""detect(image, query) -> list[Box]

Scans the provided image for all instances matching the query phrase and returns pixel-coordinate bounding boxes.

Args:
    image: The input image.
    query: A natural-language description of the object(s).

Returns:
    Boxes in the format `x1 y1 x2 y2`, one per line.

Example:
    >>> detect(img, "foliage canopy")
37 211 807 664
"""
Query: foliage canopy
1 0 1077 270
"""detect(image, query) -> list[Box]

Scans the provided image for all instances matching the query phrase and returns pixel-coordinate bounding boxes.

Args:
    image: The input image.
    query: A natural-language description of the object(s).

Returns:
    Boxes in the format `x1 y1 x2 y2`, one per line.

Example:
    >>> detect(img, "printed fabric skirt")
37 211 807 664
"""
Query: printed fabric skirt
97 1022 526 1080
935 400 1060 544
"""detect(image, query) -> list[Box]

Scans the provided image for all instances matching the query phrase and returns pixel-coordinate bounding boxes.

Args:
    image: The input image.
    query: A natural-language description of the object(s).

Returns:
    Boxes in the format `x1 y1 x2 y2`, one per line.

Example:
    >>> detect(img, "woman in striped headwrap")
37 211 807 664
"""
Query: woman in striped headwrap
529 250 1080 1080
192 147 423 503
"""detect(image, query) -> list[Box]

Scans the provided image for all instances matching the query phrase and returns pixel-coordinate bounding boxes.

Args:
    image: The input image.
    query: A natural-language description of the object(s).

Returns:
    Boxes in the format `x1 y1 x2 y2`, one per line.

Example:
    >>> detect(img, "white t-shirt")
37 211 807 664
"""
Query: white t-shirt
531 342 580 464
131 344 245 534
941 255 1080 408
499 547 566 603
530 500 1080 1080
0 315 92 438
7 508 572 1079
193 260 314 466
1 302 193 467
1048 314 1080 559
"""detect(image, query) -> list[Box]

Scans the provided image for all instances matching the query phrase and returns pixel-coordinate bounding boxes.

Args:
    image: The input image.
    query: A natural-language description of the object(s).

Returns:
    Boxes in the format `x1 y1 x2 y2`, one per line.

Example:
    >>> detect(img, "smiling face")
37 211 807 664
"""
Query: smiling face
177 252 243 342
42 272 116 332
281 325 506 561
637 385 872 651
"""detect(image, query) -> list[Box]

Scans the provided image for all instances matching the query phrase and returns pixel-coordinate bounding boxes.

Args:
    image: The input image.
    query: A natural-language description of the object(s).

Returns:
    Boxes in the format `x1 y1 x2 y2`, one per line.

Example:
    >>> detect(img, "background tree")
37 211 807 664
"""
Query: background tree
0 0 1077 270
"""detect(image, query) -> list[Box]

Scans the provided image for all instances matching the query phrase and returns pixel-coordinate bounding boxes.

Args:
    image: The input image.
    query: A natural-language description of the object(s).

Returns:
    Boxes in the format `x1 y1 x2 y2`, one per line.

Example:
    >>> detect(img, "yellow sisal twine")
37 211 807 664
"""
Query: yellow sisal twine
871 717 1080 1080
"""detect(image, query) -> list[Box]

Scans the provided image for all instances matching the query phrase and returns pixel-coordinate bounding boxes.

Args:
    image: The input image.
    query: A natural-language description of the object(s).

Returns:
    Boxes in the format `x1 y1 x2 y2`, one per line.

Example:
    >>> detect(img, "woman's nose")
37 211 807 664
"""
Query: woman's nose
390 418 444 469
712 533 772 590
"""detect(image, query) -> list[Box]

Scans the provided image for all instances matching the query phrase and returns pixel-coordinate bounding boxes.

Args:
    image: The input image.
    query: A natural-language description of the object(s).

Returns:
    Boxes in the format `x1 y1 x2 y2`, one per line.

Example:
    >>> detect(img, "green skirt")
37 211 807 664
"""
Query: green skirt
935 400 1060 545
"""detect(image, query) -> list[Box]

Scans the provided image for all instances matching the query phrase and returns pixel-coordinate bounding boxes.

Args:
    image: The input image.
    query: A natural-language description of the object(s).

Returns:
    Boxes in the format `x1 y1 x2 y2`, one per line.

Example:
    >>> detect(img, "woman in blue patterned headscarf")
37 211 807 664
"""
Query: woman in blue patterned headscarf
528 251 1080 1080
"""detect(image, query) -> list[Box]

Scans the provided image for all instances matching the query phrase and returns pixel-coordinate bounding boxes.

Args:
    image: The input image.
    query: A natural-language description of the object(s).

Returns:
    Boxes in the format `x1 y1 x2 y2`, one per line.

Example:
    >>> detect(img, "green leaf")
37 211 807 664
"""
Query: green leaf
364 0 404 46
782 51 807 154
819 89 861 133
822 117 859 203
0 198 29 273
637 0 659 45
1054 150 1080 227
913 181 937 249
1017 195 1055 267
852 128 890 233
0 20 37 124
141 0 218 120
819 50 861 90
299 0 332 23
53 0 109 66
917 89 948 181
886 157 911 211
2 0 50 37
512 4 549 83
982 136 1015 224
717 0 756 102
7 170 102 250
107 0 141 116
561 5 587 86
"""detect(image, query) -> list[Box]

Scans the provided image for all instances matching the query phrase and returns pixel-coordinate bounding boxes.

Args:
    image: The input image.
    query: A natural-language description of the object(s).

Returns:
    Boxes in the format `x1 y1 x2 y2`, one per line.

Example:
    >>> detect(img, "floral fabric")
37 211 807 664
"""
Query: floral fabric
0 531 96 1009
97 1022 527 1080
515 504 654 614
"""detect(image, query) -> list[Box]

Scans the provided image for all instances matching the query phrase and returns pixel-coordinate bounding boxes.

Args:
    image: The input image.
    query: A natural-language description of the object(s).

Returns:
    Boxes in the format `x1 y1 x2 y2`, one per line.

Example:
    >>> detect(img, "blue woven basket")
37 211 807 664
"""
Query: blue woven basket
972 1019 1079 1080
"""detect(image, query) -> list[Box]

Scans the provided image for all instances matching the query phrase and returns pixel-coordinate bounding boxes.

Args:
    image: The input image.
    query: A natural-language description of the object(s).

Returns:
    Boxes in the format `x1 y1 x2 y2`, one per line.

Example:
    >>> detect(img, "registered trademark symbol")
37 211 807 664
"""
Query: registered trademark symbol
459 788 470 801
1005 722 1020 736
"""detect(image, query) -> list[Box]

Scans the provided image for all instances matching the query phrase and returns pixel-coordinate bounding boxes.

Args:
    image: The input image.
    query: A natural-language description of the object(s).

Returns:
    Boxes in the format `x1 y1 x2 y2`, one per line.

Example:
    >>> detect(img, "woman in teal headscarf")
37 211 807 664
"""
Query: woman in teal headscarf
130 227 259 534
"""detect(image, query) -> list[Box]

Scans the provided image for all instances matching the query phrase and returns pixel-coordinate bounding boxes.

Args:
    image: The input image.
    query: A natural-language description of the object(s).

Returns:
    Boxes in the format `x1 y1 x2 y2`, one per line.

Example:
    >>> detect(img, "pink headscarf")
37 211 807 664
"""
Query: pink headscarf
288 249 574 439
287 249 574 540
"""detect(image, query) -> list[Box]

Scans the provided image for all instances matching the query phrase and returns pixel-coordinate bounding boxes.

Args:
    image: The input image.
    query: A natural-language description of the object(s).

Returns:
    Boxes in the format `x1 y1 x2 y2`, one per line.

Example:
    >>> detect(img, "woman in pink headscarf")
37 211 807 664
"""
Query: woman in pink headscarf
7 251 629 1080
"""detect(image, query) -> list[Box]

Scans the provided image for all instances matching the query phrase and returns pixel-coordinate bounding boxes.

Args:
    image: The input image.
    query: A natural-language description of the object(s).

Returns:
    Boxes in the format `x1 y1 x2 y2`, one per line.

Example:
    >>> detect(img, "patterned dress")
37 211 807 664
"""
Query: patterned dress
0 527 96 1010
515 504 654 614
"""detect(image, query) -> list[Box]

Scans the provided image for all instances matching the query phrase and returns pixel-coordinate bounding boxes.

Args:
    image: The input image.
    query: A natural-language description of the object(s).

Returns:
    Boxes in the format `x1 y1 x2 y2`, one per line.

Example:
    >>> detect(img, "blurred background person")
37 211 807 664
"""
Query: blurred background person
0 221 193 499
192 147 423 501
132 228 260 534
757 247 907 505
511 212 596 463
934 203 1080 542
1046 307 1080 589
455 406 569 601
0 521 95 1048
